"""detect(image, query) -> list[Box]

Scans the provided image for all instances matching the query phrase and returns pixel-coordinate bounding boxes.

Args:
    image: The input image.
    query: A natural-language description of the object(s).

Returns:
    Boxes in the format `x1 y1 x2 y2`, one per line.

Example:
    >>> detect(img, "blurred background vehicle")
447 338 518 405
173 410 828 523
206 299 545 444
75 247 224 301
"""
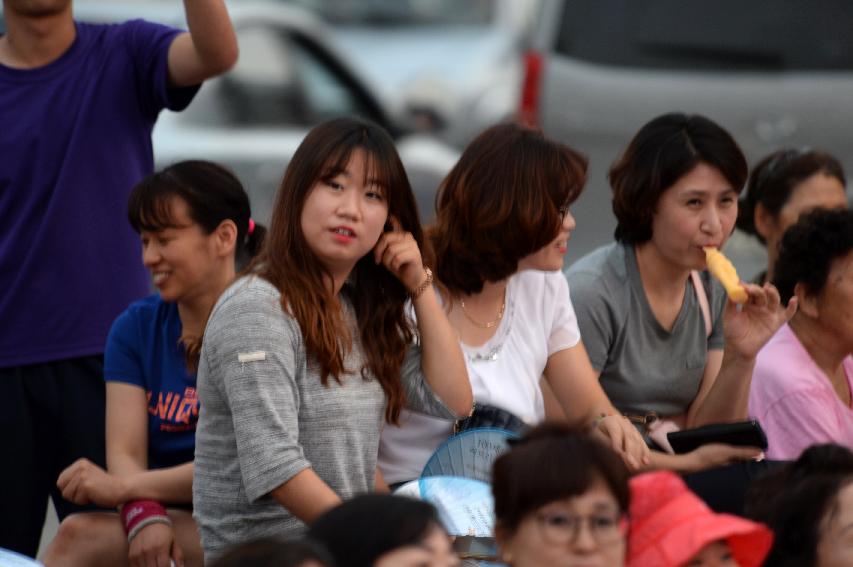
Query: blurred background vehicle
66 1 460 225
526 0 853 277
272 0 537 148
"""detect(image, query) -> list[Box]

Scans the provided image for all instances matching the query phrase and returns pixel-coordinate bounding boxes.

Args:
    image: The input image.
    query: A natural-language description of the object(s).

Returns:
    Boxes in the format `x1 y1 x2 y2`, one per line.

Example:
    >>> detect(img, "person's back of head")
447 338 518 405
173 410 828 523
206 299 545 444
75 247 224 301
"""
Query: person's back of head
307 494 446 567
745 444 853 567
209 537 335 567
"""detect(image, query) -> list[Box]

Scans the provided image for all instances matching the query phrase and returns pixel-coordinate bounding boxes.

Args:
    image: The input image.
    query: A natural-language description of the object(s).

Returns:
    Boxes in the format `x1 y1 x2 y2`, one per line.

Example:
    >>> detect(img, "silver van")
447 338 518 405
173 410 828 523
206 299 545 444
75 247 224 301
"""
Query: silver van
527 0 853 275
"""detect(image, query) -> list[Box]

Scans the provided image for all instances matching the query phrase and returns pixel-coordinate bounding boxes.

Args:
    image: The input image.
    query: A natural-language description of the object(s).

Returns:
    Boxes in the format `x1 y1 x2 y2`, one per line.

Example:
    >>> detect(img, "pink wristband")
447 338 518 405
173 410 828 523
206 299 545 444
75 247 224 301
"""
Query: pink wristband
121 500 171 542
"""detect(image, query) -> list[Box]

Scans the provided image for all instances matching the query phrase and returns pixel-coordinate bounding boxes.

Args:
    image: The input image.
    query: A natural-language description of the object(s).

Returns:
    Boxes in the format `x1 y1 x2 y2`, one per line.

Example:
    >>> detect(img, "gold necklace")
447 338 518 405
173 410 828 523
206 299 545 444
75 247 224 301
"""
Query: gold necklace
459 294 506 329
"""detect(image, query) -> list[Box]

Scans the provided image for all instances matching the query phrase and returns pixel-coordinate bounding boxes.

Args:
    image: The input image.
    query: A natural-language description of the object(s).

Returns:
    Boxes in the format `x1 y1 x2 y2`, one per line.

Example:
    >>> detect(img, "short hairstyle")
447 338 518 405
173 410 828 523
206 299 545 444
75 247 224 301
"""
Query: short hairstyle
491 423 630 533
609 113 747 244
308 494 442 567
737 149 846 244
209 537 334 567
745 444 853 567
430 122 587 295
772 208 853 303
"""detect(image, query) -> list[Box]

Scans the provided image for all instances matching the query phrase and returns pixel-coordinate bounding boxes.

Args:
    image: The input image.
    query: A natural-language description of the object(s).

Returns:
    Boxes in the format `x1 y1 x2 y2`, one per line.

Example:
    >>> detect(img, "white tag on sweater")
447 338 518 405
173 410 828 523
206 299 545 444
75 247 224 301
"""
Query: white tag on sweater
237 351 266 363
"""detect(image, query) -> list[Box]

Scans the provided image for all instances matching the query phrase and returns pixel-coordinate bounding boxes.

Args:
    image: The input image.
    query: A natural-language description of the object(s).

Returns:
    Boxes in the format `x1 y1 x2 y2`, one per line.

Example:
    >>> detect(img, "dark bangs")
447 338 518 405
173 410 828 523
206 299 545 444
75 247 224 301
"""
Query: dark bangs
314 125 416 225
492 424 629 533
127 173 187 233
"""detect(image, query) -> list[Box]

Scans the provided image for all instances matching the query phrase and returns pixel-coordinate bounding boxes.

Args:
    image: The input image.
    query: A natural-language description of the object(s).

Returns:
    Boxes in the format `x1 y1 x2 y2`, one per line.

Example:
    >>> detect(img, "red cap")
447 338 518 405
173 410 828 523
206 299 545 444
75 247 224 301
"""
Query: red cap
627 471 773 567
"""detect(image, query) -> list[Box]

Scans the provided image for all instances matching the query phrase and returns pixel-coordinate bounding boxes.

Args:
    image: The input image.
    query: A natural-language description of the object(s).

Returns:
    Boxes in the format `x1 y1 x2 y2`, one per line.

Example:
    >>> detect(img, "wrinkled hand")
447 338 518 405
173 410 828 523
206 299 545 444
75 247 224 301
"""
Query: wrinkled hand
373 216 427 293
723 282 797 359
687 443 764 473
596 415 650 471
56 458 126 508
128 521 183 567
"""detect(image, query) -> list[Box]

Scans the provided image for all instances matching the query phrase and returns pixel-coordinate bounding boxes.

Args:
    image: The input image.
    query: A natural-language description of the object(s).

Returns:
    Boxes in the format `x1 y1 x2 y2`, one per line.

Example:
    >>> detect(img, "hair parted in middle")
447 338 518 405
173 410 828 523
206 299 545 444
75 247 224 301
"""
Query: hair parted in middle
609 112 748 244
429 122 587 296
491 423 630 535
252 117 424 424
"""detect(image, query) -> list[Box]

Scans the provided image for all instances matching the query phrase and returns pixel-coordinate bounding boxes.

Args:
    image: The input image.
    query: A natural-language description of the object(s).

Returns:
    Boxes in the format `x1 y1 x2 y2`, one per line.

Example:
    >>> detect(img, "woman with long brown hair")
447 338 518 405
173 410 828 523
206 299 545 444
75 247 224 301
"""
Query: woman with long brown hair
191 117 471 562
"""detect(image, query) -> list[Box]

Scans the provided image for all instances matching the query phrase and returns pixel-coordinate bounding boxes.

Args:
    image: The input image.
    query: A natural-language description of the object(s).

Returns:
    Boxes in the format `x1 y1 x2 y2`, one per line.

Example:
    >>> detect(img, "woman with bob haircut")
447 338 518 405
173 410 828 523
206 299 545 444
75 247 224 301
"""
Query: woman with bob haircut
192 117 472 561
379 123 648 486
44 161 265 567
738 148 847 284
491 423 631 567
308 494 459 567
566 113 796 472
749 208 853 460
745 443 853 567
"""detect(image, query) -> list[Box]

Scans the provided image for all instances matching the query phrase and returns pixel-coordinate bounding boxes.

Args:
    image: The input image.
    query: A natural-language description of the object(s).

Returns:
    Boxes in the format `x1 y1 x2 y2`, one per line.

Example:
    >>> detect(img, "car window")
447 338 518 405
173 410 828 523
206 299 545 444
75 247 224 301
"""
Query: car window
554 0 853 71
182 24 380 127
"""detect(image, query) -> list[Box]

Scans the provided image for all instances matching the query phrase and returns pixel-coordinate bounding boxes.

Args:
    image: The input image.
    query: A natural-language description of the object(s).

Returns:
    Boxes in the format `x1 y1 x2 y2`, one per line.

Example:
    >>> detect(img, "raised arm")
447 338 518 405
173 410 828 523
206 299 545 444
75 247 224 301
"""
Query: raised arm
167 0 239 87
374 220 472 416
686 283 797 427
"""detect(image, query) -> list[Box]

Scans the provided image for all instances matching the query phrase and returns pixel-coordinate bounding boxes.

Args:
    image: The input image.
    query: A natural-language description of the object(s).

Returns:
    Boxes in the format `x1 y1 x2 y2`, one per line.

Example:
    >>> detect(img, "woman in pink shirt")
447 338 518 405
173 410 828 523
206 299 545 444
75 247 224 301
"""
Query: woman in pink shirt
750 208 853 459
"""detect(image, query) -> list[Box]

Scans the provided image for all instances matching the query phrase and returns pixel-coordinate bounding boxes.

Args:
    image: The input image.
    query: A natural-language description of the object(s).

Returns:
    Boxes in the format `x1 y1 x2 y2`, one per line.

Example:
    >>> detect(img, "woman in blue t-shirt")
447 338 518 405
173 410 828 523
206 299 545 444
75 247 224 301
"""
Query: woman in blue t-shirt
44 161 264 567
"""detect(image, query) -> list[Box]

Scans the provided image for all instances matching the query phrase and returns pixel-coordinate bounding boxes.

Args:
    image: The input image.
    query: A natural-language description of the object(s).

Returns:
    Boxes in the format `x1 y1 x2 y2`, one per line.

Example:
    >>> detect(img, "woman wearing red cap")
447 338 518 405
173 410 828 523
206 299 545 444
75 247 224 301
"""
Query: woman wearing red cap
627 471 773 567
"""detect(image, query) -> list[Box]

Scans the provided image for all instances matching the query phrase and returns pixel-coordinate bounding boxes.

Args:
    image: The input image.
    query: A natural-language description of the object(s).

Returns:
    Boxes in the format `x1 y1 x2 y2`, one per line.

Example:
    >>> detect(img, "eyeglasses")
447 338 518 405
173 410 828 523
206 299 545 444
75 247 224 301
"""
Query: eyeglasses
535 511 627 545
558 203 572 222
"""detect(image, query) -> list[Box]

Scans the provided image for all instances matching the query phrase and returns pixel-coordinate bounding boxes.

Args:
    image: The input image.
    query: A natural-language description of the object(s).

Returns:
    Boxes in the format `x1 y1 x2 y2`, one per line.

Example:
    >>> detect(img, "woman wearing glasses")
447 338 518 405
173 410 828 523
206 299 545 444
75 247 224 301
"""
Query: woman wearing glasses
737 148 847 284
492 423 630 567
378 123 648 487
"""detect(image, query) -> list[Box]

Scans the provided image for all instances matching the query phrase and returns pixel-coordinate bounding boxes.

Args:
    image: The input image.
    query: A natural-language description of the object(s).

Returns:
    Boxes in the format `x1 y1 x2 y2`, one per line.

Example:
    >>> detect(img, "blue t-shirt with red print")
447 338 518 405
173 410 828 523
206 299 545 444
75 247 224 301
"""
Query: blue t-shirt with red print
105 294 197 469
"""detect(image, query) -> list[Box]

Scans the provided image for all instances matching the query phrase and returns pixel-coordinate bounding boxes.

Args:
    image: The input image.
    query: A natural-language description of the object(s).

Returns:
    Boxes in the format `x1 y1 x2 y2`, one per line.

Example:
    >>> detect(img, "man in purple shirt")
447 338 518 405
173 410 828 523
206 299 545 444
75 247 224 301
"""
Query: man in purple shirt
0 0 238 555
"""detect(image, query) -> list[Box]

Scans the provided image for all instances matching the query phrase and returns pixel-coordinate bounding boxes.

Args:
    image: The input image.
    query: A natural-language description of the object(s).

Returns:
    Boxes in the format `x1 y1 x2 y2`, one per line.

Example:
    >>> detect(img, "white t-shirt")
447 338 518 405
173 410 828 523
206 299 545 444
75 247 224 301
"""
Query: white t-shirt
378 270 581 484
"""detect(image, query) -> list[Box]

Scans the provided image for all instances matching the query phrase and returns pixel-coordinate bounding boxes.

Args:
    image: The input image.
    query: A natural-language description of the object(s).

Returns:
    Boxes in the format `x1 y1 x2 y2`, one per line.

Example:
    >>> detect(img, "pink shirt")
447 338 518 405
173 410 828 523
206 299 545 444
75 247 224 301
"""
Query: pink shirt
749 324 853 460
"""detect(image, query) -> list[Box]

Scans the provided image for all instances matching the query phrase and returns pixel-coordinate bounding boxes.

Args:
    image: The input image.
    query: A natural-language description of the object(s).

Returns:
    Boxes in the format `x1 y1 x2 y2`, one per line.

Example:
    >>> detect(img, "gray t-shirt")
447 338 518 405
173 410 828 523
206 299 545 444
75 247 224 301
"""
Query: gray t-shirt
193 276 455 559
565 243 726 416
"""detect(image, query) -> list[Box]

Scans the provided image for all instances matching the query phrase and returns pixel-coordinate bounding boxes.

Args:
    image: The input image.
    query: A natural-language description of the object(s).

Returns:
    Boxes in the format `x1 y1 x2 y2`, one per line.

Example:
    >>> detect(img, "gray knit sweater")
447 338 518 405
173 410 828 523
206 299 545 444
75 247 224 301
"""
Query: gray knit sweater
192 276 455 560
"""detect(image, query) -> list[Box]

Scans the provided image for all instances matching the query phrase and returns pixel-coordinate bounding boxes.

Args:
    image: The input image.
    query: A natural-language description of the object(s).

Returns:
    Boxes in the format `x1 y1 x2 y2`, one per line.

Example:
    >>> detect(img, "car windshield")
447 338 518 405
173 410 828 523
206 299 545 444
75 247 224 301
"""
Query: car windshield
555 0 853 71
274 0 494 26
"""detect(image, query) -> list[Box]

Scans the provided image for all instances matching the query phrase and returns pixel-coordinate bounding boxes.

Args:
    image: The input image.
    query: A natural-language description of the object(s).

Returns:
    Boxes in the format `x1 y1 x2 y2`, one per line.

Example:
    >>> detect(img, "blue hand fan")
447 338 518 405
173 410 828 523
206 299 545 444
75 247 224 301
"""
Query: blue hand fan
421 427 519 483
0 548 43 567
394 476 494 537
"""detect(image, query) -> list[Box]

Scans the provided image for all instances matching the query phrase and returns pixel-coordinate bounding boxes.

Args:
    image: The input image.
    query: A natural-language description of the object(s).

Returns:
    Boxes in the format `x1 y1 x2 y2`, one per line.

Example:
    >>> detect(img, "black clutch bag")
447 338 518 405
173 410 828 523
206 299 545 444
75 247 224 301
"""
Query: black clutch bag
667 419 768 454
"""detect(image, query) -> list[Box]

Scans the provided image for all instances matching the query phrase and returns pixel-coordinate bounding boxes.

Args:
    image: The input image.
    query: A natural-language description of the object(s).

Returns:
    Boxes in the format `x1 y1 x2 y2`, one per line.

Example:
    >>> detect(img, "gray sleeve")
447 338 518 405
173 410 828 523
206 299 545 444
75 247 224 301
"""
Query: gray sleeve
204 285 311 503
565 270 616 372
400 342 457 419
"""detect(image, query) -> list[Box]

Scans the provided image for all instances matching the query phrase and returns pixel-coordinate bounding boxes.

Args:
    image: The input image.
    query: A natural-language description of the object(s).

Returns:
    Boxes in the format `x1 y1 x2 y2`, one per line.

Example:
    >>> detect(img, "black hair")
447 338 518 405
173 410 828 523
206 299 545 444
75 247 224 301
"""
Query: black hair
738 149 846 244
492 423 630 534
209 537 335 567
128 160 265 269
609 113 747 244
308 494 444 567
772 208 853 303
745 444 853 567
